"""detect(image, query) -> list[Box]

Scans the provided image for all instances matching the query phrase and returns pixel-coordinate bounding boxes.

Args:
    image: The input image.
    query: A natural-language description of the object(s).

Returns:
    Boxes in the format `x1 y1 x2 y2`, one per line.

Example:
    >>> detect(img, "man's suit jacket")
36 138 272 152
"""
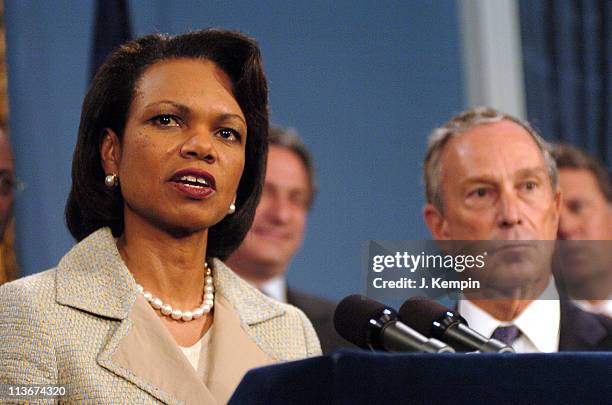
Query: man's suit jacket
455 298 612 352
287 288 355 354
0 228 321 404
558 299 612 351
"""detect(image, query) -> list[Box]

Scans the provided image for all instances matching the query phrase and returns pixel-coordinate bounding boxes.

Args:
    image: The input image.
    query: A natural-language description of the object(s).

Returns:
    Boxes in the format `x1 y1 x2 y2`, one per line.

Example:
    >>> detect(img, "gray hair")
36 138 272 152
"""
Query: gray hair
424 107 558 211
268 126 317 208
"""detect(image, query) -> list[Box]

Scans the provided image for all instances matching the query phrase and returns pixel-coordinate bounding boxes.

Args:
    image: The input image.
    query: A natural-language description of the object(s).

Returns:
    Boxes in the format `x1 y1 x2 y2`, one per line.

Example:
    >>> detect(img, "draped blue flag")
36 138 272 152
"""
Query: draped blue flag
90 0 132 81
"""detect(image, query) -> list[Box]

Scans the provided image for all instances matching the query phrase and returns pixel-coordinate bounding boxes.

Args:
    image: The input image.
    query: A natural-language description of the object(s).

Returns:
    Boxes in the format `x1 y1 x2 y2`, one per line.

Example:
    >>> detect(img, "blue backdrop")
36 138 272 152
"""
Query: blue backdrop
5 0 464 301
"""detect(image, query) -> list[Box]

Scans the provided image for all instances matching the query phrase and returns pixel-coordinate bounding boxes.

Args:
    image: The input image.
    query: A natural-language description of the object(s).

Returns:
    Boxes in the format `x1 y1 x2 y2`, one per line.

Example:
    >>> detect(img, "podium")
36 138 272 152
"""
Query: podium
229 350 612 404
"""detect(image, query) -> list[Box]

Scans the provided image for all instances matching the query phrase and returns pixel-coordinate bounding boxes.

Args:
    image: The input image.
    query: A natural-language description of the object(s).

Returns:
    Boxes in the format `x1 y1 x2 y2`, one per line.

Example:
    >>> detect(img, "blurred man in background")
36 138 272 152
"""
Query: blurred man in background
227 127 350 353
422 107 612 351
0 126 17 284
552 144 612 317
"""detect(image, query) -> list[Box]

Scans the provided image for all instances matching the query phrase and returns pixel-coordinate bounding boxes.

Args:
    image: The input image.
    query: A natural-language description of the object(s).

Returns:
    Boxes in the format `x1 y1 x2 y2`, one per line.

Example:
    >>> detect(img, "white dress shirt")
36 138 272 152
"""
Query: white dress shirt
457 279 560 353
259 276 287 303
179 325 213 373
573 298 612 318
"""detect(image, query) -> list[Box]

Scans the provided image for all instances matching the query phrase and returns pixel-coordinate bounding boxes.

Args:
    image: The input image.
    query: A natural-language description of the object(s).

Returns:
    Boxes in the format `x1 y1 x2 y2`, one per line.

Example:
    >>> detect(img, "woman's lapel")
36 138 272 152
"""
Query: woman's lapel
99 295 217 404
206 294 275 403
55 229 217 404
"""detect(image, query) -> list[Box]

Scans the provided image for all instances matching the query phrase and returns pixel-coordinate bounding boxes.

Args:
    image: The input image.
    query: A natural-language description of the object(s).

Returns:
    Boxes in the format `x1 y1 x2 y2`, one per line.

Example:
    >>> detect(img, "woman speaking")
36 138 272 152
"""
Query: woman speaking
0 29 320 404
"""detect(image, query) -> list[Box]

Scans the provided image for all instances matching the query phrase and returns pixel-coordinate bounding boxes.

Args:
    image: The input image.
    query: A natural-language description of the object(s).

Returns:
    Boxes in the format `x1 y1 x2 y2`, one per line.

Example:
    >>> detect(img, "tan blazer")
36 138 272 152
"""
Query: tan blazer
0 228 321 404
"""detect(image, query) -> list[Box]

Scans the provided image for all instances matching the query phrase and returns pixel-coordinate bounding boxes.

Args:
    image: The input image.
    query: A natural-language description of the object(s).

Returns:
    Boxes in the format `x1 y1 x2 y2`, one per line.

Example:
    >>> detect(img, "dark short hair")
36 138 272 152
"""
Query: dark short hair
66 29 269 260
268 126 317 208
551 143 612 203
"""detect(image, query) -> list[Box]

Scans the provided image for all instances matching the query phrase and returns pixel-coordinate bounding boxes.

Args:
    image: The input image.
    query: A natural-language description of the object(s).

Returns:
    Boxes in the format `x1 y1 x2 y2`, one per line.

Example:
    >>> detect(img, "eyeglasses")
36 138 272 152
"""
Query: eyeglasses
0 172 24 196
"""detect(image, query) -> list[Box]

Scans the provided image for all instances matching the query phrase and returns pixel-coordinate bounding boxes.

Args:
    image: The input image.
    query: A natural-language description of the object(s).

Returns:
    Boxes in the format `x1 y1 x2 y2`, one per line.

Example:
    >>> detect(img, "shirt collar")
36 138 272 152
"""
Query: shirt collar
512 298 560 352
259 276 287 303
572 298 612 317
458 278 560 352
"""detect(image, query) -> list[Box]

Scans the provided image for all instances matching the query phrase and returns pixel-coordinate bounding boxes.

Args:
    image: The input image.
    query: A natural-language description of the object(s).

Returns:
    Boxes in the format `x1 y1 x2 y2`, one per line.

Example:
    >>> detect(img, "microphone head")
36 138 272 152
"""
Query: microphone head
333 294 395 349
398 297 462 336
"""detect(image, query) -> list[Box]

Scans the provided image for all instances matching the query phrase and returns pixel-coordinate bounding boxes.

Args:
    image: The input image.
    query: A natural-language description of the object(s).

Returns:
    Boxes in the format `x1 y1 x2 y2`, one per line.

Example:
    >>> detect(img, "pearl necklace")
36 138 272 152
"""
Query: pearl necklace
136 263 214 322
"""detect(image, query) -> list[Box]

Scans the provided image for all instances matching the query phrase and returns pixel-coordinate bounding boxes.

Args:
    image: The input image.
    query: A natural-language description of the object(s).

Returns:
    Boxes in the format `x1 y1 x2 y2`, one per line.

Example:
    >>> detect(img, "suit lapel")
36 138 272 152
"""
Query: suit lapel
559 300 607 351
101 295 217 404
206 294 275 403
204 260 282 402
54 230 281 404
211 258 285 325
55 228 216 404
55 228 135 320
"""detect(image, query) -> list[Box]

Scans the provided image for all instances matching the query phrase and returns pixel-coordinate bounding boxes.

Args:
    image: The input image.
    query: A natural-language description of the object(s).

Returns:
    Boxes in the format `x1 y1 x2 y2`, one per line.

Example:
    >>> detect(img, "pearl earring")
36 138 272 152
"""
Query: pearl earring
228 202 236 214
104 173 119 188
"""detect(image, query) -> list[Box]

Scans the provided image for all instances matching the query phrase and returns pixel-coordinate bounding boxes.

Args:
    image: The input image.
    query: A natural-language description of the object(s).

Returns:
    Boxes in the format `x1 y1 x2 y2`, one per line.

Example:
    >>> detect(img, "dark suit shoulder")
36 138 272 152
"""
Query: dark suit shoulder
286 287 355 354
286 288 337 321
559 300 612 351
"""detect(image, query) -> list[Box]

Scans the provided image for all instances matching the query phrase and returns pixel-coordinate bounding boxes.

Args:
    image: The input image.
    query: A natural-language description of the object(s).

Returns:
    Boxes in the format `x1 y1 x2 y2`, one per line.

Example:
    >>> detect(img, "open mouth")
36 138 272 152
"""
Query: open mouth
175 175 212 188
170 170 216 199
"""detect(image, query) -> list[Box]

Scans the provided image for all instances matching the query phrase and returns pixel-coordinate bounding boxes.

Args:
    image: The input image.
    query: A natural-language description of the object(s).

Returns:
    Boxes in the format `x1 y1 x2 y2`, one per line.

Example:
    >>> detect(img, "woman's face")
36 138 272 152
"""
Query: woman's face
101 58 247 235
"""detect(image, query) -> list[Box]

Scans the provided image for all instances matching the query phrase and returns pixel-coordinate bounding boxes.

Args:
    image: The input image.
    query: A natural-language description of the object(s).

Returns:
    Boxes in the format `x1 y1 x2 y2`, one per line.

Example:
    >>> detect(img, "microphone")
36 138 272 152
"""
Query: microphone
398 297 514 353
333 294 455 353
